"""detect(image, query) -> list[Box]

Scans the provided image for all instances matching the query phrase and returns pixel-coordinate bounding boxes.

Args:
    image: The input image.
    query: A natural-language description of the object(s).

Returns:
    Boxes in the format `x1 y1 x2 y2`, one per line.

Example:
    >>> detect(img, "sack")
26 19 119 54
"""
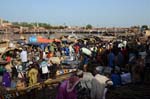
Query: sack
103 67 112 74
121 73 132 84
111 74 121 87
96 66 104 74
81 48 92 56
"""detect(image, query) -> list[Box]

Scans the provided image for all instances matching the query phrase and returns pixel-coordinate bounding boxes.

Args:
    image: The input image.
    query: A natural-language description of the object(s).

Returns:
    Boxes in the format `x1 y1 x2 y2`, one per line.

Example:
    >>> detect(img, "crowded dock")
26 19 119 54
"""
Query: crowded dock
0 26 150 99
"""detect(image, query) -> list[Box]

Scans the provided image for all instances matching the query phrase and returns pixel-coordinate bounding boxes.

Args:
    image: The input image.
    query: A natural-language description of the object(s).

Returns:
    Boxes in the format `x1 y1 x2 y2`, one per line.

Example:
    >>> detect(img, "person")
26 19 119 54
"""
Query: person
129 54 142 84
74 44 80 55
2 64 12 88
20 47 28 71
11 64 18 80
69 44 74 57
2 70 11 88
11 77 17 88
115 48 124 67
91 67 113 99
55 49 61 58
82 54 90 72
111 70 121 87
121 47 128 64
108 49 115 69
146 36 150 52
40 59 49 80
49 43 55 53
65 45 70 56
144 49 150 82
47 51 54 58
27 65 39 86
96 51 104 66
76 70 94 99
56 73 80 99
49 63 57 79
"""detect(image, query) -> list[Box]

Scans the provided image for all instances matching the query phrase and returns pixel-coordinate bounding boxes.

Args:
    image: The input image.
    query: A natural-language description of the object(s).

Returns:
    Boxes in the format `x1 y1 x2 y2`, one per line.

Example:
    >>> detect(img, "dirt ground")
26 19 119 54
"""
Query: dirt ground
106 83 150 99
14 84 59 99
12 83 150 99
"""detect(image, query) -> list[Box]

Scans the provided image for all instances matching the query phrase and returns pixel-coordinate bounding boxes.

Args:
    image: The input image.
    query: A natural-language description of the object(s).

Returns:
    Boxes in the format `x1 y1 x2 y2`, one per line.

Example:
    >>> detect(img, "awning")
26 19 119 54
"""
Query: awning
37 37 53 43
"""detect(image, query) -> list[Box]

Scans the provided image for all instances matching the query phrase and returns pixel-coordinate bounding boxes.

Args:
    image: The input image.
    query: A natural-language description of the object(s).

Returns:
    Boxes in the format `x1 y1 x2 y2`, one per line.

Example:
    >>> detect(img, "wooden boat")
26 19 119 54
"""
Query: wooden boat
0 69 76 99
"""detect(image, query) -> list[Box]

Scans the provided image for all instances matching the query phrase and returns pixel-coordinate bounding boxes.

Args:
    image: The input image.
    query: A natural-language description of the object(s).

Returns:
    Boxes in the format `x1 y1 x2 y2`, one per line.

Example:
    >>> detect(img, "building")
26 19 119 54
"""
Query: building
0 18 3 26
0 18 12 27
145 30 150 36
2 22 12 27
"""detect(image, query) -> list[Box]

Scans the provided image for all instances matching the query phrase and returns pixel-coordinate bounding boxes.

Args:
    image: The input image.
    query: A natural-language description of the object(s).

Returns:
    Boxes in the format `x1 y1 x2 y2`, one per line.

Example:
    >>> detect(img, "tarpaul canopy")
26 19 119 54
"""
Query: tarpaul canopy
37 37 53 43
29 36 61 43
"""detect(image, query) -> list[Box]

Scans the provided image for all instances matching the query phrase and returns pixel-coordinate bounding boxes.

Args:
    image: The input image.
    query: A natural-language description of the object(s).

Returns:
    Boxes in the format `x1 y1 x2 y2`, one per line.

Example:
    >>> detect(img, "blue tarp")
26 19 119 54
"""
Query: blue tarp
28 36 37 43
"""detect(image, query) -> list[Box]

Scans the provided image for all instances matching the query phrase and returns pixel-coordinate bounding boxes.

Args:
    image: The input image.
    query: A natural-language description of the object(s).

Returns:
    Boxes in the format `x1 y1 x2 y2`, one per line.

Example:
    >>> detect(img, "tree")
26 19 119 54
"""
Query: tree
3 20 9 23
141 25 148 30
86 24 92 29
12 22 33 28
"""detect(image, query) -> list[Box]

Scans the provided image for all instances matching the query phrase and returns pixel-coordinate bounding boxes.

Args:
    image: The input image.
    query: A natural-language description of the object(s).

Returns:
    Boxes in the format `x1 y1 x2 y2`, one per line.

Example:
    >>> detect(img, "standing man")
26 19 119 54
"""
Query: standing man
108 49 115 69
40 59 49 80
20 47 28 71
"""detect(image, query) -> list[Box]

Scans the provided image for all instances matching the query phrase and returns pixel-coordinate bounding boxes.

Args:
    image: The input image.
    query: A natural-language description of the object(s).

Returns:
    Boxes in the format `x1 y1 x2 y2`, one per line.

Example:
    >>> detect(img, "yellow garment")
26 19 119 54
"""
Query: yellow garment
28 68 38 86
99 48 102 53
99 48 105 54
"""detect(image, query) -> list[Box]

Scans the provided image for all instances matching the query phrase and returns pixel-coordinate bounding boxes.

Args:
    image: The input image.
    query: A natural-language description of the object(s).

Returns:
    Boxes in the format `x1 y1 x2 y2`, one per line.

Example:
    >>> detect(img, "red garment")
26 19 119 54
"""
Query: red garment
47 52 53 58
96 55 103 65
74 45 80 54
6 56 11 62
121 48 127 57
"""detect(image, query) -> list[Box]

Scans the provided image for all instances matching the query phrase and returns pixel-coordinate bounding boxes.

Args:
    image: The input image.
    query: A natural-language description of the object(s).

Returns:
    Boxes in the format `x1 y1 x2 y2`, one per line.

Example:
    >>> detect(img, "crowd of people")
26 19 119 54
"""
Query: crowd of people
0 35 150 99
56 35 150 99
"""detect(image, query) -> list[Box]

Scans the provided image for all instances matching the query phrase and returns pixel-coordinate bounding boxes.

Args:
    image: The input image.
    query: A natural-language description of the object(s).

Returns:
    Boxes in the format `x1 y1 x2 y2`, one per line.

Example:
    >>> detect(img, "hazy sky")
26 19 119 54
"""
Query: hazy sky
0 0 150 27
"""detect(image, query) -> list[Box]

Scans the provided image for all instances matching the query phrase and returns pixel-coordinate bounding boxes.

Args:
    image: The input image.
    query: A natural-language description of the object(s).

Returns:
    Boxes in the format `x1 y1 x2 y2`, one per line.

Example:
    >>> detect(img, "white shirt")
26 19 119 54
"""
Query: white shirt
43 52 47 59
123 40 127 47
40 61 49 74
91 74 113 99
69 45 73 52
20 50 27 62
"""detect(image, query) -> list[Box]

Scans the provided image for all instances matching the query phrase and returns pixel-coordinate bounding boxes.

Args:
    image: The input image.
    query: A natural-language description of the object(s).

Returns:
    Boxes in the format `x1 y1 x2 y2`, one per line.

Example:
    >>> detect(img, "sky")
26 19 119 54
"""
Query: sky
0 0 150 27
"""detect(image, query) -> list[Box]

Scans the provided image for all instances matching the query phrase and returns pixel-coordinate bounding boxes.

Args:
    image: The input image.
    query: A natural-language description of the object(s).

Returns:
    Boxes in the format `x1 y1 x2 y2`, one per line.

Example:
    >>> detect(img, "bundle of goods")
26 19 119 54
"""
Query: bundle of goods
56 69 76 76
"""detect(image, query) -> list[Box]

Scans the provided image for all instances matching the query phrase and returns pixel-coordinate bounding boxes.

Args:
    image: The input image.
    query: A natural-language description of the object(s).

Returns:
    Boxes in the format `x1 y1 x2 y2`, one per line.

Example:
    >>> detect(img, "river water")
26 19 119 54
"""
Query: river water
0 32 100 41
